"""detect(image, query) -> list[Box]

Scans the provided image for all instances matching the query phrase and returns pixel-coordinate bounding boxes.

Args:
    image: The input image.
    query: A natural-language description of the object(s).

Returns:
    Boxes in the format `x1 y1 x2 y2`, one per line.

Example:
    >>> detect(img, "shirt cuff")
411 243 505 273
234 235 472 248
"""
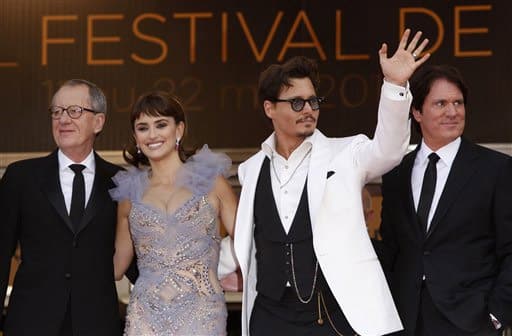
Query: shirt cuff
490 313 502 330
382 79 410 101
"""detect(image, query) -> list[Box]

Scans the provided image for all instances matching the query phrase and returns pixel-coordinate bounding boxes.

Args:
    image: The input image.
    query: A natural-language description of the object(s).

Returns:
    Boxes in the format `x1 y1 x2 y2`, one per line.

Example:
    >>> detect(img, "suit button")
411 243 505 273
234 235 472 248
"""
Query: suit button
423 250 431 256
64 273 72 279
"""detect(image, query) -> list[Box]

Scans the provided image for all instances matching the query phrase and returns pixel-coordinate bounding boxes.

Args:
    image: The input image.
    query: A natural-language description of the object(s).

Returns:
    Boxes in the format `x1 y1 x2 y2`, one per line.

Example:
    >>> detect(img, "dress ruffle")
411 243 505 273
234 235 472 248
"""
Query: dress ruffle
109 167 148 202
109 145 231 201
175 145 232 195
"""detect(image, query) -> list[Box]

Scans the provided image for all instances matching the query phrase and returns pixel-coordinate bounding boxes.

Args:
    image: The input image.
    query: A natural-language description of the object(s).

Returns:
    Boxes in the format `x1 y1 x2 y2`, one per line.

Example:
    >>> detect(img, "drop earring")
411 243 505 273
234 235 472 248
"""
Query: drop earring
175 138 180 150
136 146 141 155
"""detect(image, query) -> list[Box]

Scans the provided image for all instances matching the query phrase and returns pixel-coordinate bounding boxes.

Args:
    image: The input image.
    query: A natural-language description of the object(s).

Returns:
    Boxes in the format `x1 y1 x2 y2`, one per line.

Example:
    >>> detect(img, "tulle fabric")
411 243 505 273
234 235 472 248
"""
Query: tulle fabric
109 145 231 202
109 167 148 202
175 145 231 195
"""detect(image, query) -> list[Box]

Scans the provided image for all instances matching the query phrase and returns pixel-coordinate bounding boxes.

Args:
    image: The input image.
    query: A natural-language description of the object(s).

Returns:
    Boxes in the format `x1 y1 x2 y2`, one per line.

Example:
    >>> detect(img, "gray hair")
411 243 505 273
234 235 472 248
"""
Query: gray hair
58 79 107 114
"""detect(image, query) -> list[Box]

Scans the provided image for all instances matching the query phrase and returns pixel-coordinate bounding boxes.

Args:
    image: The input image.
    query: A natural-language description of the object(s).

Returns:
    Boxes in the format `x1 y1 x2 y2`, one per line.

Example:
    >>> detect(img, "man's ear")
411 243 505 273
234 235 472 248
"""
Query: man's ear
263 100 274 119
412 108 422 123
93 113 106 134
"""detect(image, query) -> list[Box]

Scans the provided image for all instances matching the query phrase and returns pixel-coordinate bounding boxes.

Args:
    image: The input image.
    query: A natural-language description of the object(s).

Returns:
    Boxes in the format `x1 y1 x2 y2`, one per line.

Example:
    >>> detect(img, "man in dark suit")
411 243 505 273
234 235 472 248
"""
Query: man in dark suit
377 65 512 335
0 79 123 335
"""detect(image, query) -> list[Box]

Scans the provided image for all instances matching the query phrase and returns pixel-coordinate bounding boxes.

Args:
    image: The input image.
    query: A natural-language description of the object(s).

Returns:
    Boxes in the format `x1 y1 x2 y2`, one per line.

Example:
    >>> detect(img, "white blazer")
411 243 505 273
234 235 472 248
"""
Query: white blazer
234 82 412 336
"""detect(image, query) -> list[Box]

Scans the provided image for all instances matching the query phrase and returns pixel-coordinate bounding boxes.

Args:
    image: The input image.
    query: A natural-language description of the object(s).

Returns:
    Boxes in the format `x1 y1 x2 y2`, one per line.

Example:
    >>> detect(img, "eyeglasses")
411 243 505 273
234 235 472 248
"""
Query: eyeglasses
271 96 325 112
49 105 98 120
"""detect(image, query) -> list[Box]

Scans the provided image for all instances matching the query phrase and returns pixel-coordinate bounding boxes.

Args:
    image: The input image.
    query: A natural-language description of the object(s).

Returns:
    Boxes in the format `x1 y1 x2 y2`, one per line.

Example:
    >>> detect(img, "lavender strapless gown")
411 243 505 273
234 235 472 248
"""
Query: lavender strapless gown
110 146 232 336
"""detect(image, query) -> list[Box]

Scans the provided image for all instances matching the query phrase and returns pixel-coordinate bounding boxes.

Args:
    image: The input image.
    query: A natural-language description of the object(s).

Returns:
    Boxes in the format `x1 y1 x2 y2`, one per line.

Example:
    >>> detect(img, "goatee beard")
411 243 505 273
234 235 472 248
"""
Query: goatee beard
298 130 314 138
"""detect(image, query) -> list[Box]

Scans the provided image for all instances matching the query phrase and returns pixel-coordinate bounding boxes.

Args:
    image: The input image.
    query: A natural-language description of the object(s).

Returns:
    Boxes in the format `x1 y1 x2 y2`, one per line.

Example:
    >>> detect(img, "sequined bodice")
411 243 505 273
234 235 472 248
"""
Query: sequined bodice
125 195 227 335
130 196 222 297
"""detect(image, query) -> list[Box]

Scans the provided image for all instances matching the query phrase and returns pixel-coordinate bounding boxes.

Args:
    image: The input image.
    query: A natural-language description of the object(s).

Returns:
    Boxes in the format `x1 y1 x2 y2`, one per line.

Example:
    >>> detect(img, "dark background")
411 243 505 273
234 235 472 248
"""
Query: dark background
0 0 510 152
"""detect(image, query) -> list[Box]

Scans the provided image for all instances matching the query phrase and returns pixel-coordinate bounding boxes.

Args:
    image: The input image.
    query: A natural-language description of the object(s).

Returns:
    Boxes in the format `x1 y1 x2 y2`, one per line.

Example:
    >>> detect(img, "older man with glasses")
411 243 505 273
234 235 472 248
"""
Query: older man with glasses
0 79 126 336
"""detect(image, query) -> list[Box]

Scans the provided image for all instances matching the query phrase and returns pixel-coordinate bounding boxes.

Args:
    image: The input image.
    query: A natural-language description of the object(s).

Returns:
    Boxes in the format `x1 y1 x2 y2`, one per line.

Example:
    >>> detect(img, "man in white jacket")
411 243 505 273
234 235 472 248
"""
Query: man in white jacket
233 29 430 336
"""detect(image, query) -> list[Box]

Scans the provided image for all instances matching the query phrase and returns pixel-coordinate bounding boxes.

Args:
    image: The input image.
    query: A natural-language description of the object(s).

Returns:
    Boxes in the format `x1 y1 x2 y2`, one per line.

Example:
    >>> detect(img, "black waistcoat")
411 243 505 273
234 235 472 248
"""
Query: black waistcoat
253 157 328 302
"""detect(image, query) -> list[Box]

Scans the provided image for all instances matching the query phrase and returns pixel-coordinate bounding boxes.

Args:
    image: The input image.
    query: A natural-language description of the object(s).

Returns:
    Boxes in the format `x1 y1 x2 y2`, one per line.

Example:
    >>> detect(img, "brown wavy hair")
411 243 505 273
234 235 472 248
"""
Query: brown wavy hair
410 64 468 135
123 91 188 167
258 56 320 122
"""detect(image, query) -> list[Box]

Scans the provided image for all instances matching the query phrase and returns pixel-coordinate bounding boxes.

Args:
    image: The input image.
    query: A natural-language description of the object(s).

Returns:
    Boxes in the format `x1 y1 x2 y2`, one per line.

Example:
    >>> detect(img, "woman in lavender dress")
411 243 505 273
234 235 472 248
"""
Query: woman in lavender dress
110 91 237 336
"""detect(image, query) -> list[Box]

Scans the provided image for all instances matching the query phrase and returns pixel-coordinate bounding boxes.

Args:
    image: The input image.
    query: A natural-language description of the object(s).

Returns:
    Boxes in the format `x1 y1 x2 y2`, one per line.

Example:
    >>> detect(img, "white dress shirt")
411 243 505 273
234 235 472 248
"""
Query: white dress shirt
262 133 313 234
411 137 461 230
258 80 409 235
58 150 96 214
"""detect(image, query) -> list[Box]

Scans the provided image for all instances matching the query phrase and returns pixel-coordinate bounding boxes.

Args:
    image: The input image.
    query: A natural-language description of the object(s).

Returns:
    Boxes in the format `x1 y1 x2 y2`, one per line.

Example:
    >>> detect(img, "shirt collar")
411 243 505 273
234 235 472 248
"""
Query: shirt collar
261 131 315 161
418 137 461 167
58 149 96 173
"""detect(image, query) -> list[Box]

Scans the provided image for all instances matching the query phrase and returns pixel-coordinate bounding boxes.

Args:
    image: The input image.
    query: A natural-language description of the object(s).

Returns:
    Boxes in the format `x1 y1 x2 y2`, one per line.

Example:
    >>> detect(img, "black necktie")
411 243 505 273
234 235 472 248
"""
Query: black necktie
417 153 440 234
69 164 86 231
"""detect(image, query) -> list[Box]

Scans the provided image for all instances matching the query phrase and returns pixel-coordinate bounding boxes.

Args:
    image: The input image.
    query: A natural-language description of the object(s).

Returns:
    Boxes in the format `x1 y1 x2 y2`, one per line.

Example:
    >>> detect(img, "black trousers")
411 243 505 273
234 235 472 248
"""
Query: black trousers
57 299 123 336
58 300 73 336
416 283 501 336
250 288 356 336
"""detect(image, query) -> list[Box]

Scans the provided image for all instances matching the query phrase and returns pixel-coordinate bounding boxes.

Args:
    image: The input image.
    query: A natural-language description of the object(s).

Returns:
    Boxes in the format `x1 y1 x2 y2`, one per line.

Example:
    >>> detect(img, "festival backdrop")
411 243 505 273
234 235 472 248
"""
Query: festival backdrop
0 0 510 152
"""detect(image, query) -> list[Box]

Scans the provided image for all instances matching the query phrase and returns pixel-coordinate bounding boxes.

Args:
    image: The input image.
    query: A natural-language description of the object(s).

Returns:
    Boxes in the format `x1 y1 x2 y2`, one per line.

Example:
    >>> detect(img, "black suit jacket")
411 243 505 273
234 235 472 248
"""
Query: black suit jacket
376 139 512 334
0 150 122 336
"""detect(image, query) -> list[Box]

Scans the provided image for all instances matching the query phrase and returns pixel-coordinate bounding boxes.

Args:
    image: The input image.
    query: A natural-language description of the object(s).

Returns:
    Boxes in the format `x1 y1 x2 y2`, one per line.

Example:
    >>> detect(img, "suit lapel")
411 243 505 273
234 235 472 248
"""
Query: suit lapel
41 151 75 232
399 149 422 240
76 153 112 235
307 131 330 230
239 153 266 216
426 139 479 239
234 151 266 280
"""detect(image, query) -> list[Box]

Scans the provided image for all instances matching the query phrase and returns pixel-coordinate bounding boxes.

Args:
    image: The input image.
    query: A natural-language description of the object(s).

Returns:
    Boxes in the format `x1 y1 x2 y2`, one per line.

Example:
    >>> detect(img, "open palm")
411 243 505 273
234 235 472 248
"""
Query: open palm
379 29 430 87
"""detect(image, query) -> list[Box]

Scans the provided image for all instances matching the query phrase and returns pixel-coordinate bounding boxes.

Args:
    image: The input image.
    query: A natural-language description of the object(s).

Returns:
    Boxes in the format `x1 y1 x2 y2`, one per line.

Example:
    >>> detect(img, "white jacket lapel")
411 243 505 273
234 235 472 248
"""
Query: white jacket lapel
307 131 331 230
234 151 265 272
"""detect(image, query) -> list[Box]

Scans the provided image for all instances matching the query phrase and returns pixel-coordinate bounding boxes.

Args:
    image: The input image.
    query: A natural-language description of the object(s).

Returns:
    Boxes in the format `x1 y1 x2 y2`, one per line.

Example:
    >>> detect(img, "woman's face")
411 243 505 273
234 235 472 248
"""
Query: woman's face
133 113 184 162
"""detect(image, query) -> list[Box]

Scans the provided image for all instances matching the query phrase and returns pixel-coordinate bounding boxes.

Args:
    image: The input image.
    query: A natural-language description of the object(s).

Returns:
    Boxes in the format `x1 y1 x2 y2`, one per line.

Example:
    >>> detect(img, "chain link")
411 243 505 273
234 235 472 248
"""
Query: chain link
290 243 318 304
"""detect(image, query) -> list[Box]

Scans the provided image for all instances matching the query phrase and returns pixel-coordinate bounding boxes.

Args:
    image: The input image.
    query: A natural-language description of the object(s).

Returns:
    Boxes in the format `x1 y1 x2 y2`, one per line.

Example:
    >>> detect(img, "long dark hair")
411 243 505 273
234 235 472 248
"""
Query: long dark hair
123 91 187 167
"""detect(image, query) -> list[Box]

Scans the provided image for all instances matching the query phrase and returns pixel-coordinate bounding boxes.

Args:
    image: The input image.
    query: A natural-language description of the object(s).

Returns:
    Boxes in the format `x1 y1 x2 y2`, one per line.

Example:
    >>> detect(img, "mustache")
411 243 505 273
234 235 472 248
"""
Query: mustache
296 115 316 123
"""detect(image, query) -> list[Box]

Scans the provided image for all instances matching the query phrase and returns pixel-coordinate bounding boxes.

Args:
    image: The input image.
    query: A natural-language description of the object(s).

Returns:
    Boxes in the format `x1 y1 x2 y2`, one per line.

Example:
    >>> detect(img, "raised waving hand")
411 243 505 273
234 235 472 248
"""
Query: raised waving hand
379 29 430 87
